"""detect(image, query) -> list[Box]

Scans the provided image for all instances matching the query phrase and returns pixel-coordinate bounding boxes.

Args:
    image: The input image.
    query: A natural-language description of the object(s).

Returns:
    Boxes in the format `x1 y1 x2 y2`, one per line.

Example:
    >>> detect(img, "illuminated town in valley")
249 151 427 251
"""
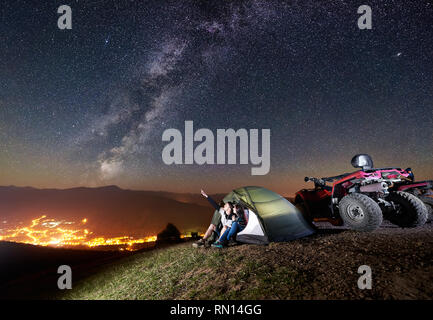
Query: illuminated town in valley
0 215 198 251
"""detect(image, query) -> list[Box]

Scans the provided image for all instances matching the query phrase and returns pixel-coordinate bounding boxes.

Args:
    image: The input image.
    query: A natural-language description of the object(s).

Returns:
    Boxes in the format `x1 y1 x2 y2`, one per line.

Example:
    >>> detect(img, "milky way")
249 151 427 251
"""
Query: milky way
0 0 432 194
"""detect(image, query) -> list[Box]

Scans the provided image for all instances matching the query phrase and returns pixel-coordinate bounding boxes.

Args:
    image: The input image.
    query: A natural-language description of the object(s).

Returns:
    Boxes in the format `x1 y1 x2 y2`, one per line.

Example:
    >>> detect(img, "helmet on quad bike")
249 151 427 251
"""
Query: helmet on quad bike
351 154 374 170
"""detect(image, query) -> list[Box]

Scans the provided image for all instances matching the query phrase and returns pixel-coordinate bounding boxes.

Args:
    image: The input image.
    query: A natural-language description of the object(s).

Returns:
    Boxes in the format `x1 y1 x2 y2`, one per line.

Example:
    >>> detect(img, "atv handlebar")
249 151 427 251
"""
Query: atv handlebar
304 176 327 188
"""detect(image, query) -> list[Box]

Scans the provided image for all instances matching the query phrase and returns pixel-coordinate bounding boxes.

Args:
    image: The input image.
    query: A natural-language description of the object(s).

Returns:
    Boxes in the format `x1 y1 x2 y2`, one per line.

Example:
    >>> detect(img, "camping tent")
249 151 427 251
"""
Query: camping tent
223 186 315 244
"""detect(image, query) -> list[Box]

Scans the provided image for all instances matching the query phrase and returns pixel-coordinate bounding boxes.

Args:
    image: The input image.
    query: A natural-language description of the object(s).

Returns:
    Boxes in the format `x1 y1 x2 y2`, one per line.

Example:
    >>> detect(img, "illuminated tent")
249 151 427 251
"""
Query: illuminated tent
223 186 315 244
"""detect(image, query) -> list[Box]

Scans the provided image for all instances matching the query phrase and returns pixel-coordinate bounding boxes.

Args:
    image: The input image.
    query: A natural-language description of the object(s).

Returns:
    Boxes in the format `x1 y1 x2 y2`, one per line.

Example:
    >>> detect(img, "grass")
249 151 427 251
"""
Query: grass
60 242 309 300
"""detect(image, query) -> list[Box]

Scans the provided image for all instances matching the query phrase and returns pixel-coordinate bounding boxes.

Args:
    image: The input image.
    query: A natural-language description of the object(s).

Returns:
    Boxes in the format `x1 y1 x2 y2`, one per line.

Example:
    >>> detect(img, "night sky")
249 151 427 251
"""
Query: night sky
0 0 432 195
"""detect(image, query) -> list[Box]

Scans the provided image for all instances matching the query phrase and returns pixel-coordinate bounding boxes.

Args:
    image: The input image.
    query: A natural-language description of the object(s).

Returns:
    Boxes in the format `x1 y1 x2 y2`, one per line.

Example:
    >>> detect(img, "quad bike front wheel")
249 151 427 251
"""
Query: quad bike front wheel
419 196 433 223
339 193 383 232
384 191 428 228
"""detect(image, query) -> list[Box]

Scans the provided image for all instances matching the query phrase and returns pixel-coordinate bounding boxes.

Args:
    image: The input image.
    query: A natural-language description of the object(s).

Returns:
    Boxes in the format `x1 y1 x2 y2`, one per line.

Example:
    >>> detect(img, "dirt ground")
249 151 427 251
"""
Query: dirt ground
225 221 433 299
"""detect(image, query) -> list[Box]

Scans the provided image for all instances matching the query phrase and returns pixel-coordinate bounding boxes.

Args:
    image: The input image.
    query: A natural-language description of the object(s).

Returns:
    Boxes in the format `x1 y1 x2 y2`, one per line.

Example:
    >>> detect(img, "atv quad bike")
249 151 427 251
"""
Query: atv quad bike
295 154 429 232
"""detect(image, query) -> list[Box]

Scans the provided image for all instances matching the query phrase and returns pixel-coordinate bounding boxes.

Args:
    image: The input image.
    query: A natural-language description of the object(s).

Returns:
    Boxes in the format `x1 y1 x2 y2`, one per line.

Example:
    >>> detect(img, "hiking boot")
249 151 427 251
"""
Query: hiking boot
211 241 224 248
204 240 212 248
192 239 205 248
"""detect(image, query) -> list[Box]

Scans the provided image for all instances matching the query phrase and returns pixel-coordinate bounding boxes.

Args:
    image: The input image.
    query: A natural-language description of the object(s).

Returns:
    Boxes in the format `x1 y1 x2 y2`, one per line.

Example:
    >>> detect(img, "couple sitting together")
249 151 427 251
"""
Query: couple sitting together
193 189 249 248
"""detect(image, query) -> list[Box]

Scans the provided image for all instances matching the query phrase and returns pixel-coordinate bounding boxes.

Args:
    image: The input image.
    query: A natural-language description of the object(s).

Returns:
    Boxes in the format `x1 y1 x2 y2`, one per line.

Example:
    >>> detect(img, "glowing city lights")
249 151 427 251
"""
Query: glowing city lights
0 215 156 251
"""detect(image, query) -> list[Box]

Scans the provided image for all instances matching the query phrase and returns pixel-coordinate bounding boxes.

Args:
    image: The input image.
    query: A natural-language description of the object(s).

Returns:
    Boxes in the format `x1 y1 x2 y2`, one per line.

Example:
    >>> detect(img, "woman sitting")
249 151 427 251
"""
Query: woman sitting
212 203 247 248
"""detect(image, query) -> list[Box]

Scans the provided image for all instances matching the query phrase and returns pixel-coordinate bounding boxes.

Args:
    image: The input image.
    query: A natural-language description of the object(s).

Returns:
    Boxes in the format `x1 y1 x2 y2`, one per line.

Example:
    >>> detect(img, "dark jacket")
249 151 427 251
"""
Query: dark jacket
206 196 235 224
235 207 247 228
206 195 220 211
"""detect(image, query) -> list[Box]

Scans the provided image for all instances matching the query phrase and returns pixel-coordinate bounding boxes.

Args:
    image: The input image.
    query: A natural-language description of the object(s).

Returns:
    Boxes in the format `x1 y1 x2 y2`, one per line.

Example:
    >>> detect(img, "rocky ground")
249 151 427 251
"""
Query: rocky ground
232 221 433 299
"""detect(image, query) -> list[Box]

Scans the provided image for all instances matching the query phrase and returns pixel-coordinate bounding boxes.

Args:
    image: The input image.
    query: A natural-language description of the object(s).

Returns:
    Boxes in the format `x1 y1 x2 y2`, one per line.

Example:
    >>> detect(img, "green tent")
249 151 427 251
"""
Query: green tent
223 186 315 244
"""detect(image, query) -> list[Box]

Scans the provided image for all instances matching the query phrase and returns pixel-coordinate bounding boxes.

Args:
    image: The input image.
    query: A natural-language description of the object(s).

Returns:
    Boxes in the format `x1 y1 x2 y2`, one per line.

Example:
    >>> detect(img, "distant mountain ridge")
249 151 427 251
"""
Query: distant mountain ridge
0 185 225 237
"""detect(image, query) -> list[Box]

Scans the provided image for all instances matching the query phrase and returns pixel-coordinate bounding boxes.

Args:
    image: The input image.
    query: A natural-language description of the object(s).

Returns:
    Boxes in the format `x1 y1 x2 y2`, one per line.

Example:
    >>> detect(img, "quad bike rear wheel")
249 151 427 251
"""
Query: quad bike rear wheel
384 191 428 227
419 196 433 223
339 193 383 232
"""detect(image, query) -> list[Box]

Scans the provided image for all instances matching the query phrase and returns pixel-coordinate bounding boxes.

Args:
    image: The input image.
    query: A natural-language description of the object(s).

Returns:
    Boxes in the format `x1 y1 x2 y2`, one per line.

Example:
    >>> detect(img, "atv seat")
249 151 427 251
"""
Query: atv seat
322 172 355 183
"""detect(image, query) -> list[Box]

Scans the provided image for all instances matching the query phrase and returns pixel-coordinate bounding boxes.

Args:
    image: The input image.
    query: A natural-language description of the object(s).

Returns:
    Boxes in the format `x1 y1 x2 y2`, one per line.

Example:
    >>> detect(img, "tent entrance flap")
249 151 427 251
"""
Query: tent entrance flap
236 210 269 245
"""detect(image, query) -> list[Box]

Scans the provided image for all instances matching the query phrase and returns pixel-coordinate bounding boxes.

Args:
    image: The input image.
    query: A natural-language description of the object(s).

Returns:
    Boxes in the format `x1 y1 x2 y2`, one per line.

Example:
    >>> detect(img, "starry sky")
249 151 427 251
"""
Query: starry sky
0 0 432 195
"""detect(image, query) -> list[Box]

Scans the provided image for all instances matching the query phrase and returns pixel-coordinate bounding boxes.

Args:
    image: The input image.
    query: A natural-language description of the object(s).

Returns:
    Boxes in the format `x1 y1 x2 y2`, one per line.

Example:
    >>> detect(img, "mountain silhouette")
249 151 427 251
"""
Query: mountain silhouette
0 186 221 237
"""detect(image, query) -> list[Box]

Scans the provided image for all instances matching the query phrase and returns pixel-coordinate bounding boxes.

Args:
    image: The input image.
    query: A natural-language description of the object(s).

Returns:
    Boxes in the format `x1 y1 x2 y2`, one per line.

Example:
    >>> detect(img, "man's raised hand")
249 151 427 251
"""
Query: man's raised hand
200 189 208 198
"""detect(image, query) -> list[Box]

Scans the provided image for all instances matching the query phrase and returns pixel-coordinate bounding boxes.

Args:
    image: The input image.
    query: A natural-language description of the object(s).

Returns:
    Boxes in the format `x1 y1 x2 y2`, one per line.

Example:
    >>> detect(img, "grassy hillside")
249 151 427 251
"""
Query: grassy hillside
60 242 308 300
60 224 433 300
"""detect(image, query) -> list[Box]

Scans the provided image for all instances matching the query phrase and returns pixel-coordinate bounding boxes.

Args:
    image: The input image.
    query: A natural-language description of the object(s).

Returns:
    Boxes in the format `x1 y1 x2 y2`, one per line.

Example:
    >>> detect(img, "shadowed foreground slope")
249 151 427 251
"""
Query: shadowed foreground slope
0 241 129 299
61 224 433 300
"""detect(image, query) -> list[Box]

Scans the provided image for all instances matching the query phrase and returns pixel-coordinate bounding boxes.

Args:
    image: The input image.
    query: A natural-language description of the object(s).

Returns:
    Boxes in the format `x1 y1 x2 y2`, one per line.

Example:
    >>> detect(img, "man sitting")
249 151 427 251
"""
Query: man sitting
193 189 232 248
